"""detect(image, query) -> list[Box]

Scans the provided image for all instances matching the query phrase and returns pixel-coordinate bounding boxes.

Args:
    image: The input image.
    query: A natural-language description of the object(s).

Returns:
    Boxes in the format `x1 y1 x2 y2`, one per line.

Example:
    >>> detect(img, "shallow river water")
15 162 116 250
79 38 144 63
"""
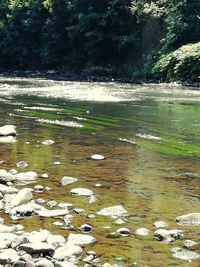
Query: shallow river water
0 77 199 266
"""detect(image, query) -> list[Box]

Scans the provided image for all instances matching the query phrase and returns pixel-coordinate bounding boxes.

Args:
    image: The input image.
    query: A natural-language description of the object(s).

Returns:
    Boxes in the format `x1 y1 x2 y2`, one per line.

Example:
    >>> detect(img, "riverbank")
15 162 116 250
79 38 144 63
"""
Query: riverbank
0 70 199 87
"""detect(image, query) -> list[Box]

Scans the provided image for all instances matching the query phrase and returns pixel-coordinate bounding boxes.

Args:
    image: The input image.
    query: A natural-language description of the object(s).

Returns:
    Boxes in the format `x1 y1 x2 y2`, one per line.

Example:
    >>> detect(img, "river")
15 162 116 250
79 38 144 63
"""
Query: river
0 77 199 266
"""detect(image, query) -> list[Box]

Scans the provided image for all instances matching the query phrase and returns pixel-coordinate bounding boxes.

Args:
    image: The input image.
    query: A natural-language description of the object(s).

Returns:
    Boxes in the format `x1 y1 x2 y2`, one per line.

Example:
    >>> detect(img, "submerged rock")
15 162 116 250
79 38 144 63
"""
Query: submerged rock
70 188 93 197
171 247 200 261
60 176 78 186
16 161 28 168
97 205 128 217
0 125 16 136
154 229 184 243
176 213 200 225
68 233 96 246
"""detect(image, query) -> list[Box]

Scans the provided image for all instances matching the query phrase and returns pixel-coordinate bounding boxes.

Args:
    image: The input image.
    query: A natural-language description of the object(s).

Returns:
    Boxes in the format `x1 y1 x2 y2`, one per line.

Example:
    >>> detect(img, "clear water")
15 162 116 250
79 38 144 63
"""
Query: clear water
0 77 199 266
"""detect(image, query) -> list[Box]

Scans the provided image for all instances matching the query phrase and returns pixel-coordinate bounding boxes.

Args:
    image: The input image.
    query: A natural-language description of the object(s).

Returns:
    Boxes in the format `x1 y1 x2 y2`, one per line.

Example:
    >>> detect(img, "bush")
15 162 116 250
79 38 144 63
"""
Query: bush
151 42 200 82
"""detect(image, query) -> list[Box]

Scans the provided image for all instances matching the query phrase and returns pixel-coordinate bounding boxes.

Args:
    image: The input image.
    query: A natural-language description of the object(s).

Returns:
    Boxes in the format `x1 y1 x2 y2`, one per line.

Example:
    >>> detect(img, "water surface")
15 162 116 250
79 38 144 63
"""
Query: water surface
0 77 199 266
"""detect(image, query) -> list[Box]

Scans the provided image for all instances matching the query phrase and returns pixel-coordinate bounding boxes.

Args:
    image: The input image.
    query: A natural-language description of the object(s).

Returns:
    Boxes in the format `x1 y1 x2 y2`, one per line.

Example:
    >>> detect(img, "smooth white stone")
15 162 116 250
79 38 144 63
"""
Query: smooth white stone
70 188 93 197
91 154 105 160
97 205 128 217
68 233 96 247
60 176 78 186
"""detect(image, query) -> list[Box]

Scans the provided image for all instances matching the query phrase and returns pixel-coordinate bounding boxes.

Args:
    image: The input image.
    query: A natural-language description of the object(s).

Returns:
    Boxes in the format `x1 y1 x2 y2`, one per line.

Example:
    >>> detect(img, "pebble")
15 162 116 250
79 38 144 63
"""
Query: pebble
80 224 93 233
135 228 149 236
91 154 105 160
42 140 55 145
16 161 28 168
116 228 131 237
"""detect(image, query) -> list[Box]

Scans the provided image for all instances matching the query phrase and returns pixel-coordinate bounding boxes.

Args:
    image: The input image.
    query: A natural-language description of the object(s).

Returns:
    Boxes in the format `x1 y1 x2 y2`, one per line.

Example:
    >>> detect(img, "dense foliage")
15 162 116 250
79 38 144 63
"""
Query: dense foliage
0 0 199 81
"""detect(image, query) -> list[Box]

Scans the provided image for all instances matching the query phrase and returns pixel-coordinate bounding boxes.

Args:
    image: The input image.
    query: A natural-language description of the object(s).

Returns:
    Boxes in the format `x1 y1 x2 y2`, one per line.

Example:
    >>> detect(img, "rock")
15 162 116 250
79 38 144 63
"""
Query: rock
16 171 38 182
79 224 93 233
41 173 48 179
60 176 78 186
10 188 33 207
0 248 19 264
18 242 55 256
0 184 18 195
9 203 45 217
68 233 96 246
42 140 55 145
11 236 29 249
116 228 131 237
54 161 61 165
58 203 73 209
88 195 97 203
184 240 199 249
34 185 44 193
52 221 64 227
171 247 200 261
97 205 128 217
0 125 16 136
154 229 184 243
73 208 85 214
53 244 83 260
0 218 4 224
70 188 93 197
91 154 105 160
176 213 200 225
36 209 69 217
13 260 26 267
47 200 57 207
0 136 16 143
153 221 168 228
16 161 28 168
28 229 50 243
47 234 65 247
9 169 18 175
19 254 34 267
35 198 46 204
35 259 54 267
115 218 126 225
0 169 15 183
135 228 149 236
0 224 15 233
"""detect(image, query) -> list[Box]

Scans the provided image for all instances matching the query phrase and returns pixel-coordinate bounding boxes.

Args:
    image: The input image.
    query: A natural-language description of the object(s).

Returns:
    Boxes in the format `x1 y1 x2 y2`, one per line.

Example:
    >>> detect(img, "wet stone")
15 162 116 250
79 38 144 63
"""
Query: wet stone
116 228 131 237
16 161 28 168
153 221 168 228
176 213 200 225
80 224 93 233
70 188 93 197
60 176 78 186
97 205 128 217
171 247 200 261
34 185 45 193
154 229 184 243
47 200 57 207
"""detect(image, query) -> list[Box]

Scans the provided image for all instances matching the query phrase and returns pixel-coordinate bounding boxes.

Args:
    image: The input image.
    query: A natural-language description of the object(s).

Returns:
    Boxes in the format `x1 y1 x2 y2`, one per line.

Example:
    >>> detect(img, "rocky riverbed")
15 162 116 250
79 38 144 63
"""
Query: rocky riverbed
0 125 199 266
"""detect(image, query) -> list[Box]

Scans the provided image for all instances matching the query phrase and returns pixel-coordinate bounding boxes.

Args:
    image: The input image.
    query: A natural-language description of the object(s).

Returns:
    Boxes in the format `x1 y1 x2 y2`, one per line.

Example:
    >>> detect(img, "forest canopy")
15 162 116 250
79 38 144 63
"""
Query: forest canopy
0 0 199 82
